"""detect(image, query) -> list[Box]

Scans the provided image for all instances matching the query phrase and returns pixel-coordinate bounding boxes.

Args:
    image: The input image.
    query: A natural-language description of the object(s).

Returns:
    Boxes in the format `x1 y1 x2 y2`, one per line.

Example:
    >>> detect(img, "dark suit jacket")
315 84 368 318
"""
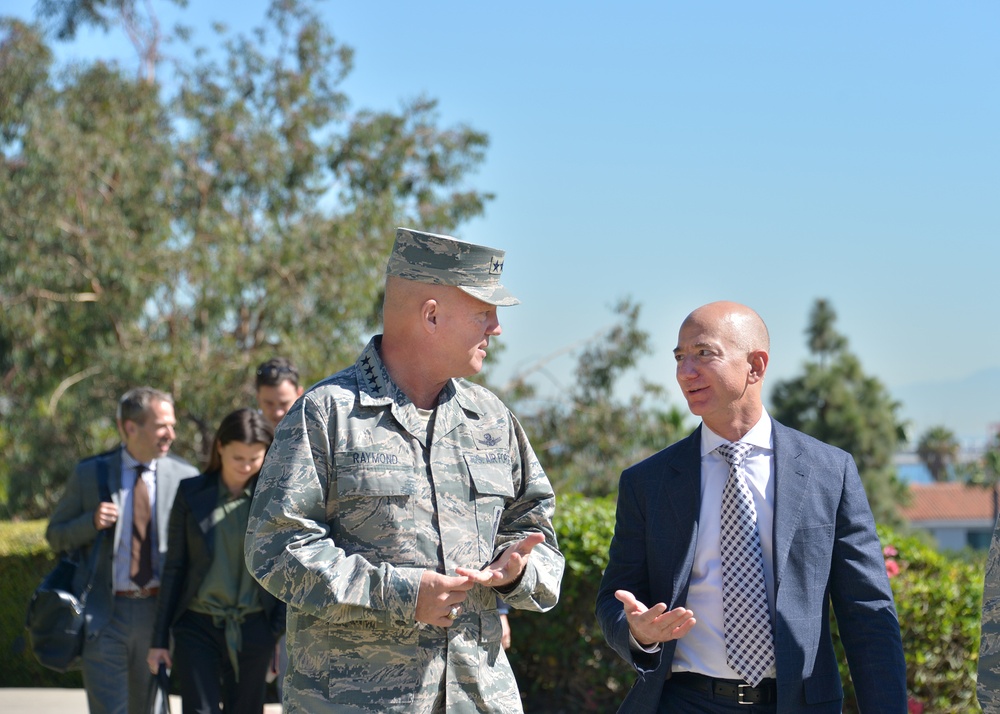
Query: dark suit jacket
150 470 285 649
595 420 907 713
46 448 199 641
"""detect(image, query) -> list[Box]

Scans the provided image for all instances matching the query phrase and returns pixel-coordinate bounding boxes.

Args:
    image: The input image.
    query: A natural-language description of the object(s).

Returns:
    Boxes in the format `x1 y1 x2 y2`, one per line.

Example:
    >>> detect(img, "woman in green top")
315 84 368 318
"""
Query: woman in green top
147 408 285 714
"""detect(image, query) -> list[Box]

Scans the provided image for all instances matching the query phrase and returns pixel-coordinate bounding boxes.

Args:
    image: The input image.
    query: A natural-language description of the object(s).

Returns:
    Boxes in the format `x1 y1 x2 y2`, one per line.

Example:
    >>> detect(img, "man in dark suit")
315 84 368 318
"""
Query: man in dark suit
596 302 906 713
47 386 199 714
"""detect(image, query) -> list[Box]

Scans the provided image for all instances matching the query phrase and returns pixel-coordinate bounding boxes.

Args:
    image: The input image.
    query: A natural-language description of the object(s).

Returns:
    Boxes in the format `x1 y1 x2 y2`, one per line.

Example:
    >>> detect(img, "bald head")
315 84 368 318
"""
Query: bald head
674 301 770 441
682 301 770 354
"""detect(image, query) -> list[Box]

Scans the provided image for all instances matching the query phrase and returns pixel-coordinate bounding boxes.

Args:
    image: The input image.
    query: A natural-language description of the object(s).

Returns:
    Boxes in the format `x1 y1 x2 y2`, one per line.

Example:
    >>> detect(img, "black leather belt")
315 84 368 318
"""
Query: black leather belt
669 671 777 705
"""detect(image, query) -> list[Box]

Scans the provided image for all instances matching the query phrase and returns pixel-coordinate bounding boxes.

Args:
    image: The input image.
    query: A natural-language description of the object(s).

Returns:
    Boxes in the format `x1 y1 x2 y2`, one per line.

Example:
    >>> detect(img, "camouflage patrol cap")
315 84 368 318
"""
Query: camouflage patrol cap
386 227 520 306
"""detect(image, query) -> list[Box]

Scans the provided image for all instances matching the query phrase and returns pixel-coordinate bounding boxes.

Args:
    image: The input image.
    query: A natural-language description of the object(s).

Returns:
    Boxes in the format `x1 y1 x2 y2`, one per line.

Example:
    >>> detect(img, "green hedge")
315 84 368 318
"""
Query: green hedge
839 527 985 714
0 519 84 688
508 494 629 712
507 494 985 713
2 505 987 712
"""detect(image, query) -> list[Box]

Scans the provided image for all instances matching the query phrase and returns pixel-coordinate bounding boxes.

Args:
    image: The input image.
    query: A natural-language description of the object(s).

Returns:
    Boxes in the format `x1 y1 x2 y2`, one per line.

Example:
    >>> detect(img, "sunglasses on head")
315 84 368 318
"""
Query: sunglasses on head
256 365 297 381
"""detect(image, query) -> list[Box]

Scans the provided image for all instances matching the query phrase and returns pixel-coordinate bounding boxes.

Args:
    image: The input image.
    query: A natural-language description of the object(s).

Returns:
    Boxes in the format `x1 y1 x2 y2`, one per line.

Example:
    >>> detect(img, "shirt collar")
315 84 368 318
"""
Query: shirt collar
217 474 255 501
121 446 157 474
699 409 774 457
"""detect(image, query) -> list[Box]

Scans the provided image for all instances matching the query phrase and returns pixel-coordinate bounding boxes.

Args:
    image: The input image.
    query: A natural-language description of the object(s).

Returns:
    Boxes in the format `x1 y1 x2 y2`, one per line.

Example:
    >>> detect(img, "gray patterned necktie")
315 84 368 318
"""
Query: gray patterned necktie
717 441 775 686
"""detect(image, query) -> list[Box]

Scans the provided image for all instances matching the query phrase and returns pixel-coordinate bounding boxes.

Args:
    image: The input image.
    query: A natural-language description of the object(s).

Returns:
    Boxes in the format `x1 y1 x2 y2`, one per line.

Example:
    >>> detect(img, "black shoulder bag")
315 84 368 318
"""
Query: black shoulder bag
26 457 111 672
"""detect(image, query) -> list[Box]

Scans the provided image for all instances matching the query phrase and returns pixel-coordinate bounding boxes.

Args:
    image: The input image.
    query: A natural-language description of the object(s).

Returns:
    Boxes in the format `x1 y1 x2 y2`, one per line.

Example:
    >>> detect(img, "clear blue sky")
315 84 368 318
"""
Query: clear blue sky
8 1 999 445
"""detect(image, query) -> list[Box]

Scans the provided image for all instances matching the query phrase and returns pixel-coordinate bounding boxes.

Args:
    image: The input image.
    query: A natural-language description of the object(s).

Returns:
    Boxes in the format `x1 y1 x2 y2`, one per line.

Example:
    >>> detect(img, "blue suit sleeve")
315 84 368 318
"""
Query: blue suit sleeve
828 453 907 711
595 467 663 674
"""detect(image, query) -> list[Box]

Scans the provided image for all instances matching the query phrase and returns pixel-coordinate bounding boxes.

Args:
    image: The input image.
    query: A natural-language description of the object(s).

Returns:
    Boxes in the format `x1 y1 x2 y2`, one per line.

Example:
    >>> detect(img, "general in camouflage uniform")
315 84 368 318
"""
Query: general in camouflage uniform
980 519 1000 711
245 228 564 713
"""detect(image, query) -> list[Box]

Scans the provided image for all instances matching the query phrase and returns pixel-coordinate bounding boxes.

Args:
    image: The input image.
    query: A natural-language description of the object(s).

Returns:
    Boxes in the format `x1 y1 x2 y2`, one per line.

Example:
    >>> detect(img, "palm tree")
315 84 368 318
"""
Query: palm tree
916 426 960 482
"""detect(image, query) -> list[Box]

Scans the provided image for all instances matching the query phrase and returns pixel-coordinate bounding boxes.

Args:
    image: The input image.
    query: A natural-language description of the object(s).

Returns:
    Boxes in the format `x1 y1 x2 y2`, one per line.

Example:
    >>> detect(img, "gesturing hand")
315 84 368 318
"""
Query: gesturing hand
615 589 696 647
456 532 546 588
415 571 475 627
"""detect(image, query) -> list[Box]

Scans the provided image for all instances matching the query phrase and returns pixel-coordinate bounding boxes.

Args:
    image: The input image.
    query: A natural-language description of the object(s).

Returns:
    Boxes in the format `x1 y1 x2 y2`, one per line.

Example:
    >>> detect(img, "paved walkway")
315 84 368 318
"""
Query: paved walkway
0 689 281 713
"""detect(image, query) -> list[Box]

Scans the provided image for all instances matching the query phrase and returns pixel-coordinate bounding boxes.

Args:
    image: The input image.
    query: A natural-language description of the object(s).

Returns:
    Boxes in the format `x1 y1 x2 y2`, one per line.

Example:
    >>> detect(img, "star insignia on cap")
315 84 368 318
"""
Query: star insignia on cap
490 257 504 275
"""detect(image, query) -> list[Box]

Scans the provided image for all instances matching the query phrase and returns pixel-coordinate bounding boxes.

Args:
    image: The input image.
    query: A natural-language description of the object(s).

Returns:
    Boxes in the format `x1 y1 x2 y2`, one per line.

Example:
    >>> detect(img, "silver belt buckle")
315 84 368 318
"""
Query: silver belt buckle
737 684 753 705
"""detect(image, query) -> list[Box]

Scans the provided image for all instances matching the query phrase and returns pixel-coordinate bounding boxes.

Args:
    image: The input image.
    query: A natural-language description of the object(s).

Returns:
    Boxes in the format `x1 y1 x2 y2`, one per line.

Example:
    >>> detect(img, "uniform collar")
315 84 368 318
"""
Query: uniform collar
355 335 485 417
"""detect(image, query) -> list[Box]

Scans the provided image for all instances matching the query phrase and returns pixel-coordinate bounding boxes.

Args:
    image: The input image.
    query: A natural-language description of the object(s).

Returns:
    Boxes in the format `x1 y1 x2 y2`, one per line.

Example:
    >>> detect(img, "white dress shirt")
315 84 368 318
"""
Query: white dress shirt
630 411 777 681
671 412 777 680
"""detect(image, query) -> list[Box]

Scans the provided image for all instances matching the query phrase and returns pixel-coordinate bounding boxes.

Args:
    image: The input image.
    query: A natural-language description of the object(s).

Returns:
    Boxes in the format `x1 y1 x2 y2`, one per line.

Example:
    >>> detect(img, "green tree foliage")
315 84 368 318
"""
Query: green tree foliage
916 425 960 483
805 296 847 364
0 1 492 517
770 299 908 527
504 299 688 498
0 15 177 515
35 0 171 41
962 429 1000 487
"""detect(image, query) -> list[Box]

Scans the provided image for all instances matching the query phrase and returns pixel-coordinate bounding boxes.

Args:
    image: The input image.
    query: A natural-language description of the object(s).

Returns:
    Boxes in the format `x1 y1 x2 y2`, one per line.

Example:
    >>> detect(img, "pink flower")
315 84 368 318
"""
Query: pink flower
883 545 898 557
908 697 924 714
886 559 900 578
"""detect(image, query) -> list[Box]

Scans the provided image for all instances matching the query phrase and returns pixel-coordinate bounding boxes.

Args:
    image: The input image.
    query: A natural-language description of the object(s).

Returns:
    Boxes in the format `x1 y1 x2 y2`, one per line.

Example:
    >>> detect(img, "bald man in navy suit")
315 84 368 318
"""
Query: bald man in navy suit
596 302 905 713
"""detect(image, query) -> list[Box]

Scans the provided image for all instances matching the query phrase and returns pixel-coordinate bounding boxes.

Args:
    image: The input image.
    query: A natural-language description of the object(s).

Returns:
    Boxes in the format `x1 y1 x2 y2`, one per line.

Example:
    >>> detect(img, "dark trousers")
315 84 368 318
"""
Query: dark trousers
659 680 778 713
172 611 275 714
82 596 161 714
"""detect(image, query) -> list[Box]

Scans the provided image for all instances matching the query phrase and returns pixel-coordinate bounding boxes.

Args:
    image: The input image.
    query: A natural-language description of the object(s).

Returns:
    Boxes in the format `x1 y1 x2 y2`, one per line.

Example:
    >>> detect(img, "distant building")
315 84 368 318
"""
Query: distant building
899 482 997 551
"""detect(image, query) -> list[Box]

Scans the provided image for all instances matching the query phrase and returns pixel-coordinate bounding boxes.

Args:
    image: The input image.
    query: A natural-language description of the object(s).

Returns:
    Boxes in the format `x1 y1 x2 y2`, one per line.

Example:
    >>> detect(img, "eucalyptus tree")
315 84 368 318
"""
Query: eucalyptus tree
0 1 492 516
770 299 908 527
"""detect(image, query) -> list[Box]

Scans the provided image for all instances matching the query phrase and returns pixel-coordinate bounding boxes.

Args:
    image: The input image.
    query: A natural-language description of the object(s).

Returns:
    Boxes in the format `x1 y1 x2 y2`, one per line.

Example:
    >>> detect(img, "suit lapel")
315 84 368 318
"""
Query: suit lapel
772 421 809 586
663 428 702 606
108 450 125 552
186 472 219 557
155 460 172 543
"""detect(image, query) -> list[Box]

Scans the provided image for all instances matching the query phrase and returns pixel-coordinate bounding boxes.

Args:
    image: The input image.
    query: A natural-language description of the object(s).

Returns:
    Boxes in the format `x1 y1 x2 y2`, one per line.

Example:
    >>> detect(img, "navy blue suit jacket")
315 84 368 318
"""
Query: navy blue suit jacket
595 420 907 713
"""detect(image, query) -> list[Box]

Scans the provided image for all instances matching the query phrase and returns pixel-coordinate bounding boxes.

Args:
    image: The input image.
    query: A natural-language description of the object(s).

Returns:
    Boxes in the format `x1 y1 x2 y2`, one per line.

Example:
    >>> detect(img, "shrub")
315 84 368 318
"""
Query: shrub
508 498 985 713
834 527 985 714
1 504 988 711
508 493 632 712
0 519 84 688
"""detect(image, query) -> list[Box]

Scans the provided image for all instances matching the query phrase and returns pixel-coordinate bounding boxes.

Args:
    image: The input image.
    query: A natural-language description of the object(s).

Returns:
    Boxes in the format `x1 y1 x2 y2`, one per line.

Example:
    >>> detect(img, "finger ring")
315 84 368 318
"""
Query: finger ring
447 606 460 620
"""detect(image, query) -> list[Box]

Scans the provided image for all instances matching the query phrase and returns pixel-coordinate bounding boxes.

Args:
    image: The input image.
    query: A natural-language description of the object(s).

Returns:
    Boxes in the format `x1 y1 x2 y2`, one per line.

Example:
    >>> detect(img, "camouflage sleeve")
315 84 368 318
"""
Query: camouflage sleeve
980 518 1000 712
244 392 423 626
490 412 564 612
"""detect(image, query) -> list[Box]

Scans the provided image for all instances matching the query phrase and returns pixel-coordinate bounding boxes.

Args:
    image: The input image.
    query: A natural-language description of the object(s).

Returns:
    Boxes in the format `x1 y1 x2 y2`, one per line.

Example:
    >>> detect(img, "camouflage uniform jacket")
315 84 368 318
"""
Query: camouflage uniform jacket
981 521 1000 712
245 336 564 713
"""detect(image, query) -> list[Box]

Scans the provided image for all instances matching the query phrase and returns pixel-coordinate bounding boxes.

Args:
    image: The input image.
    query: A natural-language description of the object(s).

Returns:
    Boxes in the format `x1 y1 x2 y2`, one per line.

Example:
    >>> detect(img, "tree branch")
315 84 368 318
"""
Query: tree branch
48 365 103 415
3 288 100 305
